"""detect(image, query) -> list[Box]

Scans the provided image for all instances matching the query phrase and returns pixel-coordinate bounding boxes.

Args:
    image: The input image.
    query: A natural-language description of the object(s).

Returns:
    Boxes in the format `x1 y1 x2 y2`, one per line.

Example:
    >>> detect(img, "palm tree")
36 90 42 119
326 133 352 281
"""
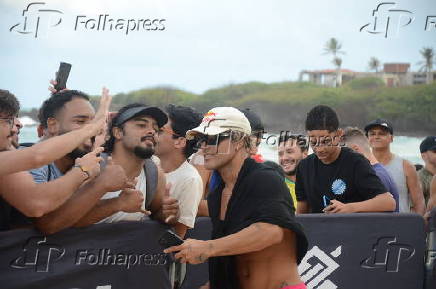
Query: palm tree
418 47 434 84
323 38 345 87
332 57 343 86
323 38 344 57
368 57 381 74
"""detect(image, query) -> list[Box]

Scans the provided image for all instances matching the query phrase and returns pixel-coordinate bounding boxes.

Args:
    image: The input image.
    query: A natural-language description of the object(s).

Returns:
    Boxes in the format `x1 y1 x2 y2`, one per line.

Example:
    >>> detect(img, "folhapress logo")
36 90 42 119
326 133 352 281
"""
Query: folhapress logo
298 245 342 289
9 2 63 38
361 237 415 272
9 2 166 39
10 236 65 272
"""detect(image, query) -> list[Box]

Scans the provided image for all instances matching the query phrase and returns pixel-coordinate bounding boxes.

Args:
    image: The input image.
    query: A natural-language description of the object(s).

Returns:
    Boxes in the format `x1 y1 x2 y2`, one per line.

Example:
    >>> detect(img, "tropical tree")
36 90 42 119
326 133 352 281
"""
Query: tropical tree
323 38 344 57
368 57 381 74
323 38 345 87
332 57 343 86
418 47 434 84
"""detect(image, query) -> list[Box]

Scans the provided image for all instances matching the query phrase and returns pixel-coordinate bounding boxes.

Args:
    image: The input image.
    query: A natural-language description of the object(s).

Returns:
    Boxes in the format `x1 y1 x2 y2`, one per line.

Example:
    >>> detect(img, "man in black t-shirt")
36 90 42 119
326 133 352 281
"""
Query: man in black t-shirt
164 107 308 289
296 105 396 214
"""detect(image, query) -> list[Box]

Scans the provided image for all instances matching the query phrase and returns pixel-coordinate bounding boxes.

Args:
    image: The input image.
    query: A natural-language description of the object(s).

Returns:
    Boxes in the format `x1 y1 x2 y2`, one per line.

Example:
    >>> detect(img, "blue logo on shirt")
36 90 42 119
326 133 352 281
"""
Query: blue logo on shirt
331 179 346 195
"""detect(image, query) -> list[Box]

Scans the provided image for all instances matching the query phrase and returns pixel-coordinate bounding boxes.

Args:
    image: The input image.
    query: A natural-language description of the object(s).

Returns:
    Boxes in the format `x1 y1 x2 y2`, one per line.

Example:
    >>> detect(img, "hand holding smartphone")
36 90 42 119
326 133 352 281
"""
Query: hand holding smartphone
54 62 72 92
159 230 184 249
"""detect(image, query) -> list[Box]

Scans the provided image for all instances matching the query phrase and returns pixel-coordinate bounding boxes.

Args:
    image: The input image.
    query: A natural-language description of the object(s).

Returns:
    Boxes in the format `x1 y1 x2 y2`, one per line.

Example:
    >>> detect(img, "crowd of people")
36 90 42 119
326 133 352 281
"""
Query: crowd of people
0 84 435 289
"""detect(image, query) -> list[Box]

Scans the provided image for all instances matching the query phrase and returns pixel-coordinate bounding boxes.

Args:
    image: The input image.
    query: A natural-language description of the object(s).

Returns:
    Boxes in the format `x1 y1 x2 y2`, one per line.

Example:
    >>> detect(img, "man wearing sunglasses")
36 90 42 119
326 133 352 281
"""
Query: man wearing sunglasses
164 107 308 289
154 104 203 238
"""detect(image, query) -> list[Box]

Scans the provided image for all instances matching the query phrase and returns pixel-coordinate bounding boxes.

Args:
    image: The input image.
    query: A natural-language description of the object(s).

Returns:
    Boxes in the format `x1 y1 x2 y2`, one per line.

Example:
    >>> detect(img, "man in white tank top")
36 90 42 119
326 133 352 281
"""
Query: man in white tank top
74 104 180 226
154 104 203 238
365 118 425 215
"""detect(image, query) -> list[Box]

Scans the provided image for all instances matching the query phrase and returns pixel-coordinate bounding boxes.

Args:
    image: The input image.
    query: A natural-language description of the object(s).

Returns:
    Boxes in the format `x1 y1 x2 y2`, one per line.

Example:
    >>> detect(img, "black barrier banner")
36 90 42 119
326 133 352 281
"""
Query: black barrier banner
184 214 426 289
0 221 172 289
0 214 427 289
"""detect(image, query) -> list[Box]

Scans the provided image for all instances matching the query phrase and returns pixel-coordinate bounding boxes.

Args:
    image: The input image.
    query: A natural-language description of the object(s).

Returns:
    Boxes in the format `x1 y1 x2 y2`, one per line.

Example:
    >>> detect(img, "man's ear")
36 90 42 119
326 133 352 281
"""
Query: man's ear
112 126 123 140
351 144 361 153
174 137 186 149
421 152 428 162
46 118 59 135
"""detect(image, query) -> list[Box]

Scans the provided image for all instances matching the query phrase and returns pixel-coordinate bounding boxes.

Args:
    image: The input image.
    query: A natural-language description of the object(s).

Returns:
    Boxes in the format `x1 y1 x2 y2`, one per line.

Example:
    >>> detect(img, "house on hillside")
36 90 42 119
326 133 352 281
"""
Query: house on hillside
299 69 356 87
300 62 436 87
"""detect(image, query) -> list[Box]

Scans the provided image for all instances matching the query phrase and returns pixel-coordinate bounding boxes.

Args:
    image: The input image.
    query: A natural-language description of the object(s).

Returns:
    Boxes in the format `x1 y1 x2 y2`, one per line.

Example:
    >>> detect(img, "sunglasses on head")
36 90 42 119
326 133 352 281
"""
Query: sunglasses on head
194 131 232 150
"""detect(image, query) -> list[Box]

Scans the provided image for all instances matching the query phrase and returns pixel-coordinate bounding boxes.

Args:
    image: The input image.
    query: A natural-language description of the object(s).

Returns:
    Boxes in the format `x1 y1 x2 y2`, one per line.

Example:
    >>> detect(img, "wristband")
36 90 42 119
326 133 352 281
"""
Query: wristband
73 164 91 180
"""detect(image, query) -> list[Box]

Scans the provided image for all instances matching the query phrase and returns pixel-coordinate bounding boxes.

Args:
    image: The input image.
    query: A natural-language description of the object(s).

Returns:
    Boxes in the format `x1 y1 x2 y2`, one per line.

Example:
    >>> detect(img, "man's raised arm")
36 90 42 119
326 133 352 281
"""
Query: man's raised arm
0 88 111 176
0 147 102 217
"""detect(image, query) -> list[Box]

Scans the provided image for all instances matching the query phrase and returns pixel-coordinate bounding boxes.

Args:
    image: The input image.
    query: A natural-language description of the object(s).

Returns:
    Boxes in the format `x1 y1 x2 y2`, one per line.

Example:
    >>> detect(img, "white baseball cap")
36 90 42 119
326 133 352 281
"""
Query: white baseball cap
186 107 251 140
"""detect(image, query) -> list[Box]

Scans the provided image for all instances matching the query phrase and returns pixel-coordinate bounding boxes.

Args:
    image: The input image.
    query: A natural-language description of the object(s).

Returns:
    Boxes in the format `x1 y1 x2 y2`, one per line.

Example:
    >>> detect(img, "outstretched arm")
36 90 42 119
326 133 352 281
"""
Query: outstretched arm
35 164 135 234
164 222 284 264
324 192 395 213
0 147 103 217
0 88 111 176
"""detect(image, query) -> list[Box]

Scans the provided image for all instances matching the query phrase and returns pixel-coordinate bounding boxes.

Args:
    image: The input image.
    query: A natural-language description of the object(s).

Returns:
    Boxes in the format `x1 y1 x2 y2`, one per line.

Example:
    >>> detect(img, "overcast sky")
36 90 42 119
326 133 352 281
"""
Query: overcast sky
1 0 435 109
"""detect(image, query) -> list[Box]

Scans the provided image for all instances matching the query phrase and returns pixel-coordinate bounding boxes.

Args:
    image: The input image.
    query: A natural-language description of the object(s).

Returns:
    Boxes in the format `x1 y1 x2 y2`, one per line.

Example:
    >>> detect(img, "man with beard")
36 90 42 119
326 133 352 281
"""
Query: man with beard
278 134 308 211
16 90 135 234
74 103 179 225
0 89 109 229
165 107 308 289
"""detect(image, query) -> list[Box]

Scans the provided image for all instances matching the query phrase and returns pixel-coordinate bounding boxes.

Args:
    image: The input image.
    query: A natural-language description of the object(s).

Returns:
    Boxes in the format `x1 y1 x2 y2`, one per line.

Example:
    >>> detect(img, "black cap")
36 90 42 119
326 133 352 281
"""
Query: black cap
114 106 168 128
420 136 436 153
364 118 393 135
240 108 264 132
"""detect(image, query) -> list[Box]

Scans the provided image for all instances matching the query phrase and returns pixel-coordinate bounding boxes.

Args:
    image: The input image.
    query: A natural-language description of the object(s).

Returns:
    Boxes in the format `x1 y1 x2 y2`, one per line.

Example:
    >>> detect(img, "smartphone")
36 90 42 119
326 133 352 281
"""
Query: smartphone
159 230 184 248
54 62 72 91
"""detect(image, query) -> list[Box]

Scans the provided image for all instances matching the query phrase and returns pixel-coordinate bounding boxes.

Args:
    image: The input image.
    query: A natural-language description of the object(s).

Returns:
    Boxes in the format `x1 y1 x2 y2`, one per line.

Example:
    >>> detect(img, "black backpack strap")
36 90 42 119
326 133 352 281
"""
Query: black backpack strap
144 158 158 210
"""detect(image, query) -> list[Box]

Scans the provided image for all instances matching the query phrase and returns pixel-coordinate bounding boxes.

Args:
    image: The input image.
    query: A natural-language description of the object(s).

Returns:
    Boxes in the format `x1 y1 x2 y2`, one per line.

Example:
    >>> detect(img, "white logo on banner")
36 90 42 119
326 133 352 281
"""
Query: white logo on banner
298 246 342 289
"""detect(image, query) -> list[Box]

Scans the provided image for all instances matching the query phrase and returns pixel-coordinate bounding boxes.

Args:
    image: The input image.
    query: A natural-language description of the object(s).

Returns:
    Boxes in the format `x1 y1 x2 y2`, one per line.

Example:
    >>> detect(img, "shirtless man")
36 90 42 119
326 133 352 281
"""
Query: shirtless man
165 107 308 289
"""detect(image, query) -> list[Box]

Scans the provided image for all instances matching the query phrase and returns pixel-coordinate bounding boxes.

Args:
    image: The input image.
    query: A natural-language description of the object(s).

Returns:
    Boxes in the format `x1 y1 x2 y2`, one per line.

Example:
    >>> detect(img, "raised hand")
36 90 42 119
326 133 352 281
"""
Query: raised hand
162 183 179 224
98 158 136 192
74 147 104 180
48 79 68 94
118 189 150 215
86 87 112 136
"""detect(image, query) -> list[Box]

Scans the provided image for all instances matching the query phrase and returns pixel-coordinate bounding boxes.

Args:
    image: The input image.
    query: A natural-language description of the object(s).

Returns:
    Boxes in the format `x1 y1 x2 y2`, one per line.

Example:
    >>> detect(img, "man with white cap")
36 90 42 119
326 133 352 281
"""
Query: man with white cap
165 107 308 289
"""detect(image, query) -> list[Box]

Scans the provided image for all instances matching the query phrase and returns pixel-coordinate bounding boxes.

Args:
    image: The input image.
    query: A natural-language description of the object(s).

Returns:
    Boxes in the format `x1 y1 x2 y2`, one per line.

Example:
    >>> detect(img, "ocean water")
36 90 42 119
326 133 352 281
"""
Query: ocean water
258 135 426 165
19 127 426 165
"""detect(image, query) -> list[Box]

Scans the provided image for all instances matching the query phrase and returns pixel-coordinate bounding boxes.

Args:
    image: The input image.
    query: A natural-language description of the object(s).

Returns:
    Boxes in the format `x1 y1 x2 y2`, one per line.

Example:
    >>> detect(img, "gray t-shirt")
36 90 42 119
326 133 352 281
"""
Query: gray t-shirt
29 163 64 183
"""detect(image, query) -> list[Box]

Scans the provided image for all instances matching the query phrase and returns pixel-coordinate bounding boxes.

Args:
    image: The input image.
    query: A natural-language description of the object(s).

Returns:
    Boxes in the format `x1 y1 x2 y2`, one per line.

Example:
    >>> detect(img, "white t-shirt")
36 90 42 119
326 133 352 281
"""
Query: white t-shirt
98 169 148 223
166 161 203 228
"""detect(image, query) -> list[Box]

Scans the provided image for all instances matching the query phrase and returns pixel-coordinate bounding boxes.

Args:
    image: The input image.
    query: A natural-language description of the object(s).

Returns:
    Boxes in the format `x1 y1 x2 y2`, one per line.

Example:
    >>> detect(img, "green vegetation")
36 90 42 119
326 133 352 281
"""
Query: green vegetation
20 78 435 135
105 78 436 135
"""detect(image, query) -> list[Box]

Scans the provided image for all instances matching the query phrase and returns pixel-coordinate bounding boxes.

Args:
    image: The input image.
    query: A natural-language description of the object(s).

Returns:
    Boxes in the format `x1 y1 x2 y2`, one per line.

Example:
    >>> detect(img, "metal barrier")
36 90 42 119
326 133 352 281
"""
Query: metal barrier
0 213 429 289
184 214 426 289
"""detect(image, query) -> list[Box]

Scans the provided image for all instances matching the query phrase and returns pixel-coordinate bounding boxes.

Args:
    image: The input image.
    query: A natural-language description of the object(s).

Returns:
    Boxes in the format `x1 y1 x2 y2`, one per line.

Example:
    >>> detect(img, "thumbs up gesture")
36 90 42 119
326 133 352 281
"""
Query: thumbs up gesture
161 183 179 224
